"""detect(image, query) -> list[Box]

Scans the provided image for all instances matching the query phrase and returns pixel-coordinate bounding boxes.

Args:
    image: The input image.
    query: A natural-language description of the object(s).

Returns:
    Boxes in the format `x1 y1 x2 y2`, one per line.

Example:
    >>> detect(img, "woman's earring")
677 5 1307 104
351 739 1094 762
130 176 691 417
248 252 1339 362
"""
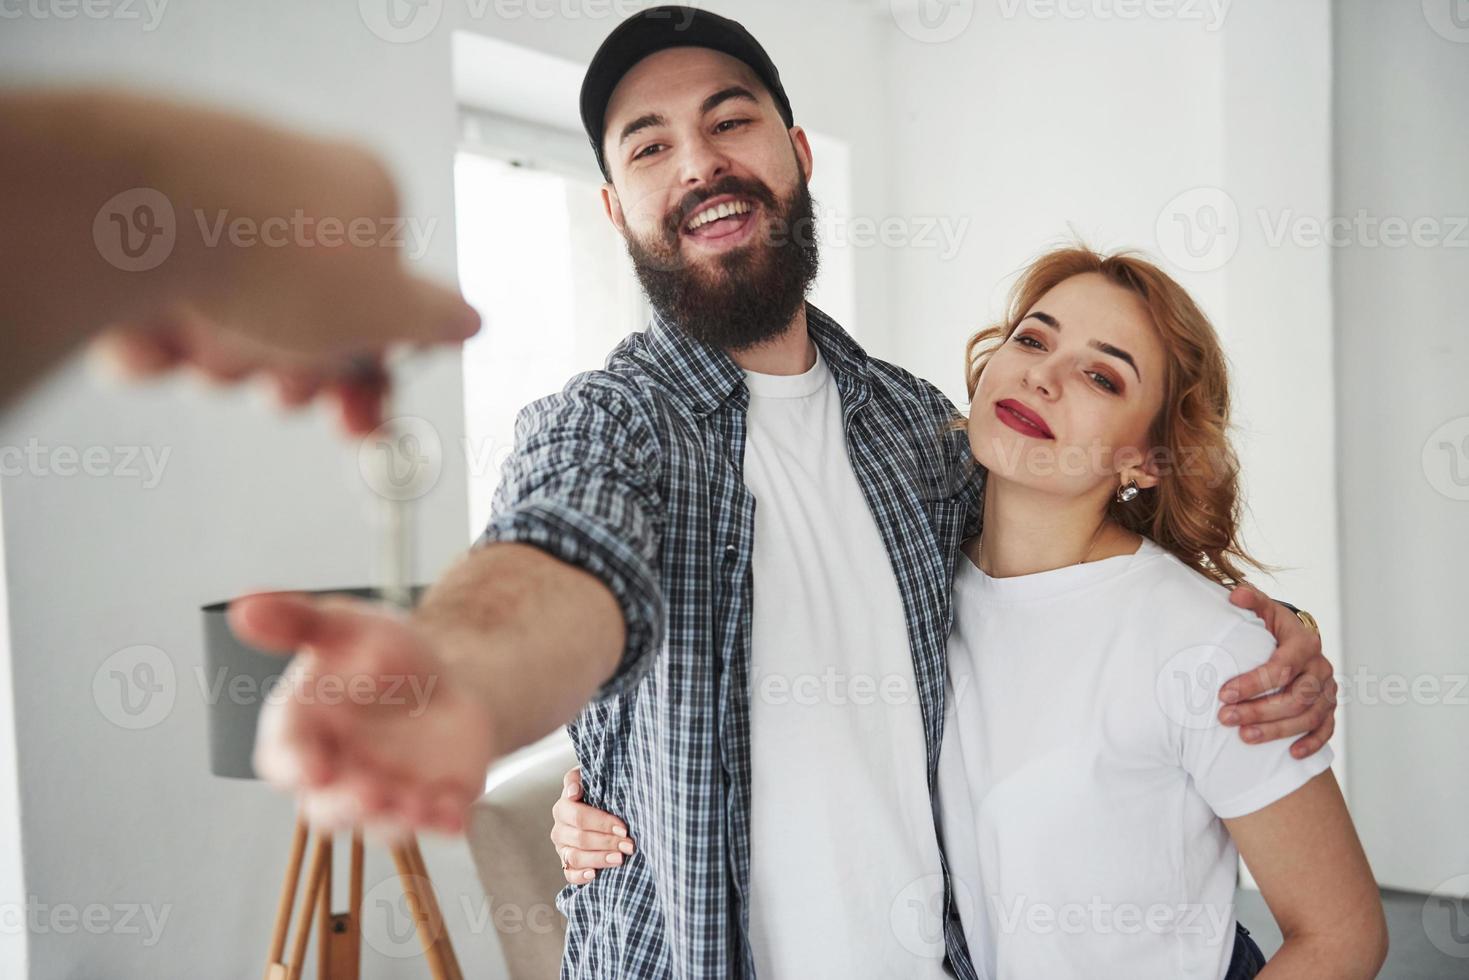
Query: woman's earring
1116 479 1140 503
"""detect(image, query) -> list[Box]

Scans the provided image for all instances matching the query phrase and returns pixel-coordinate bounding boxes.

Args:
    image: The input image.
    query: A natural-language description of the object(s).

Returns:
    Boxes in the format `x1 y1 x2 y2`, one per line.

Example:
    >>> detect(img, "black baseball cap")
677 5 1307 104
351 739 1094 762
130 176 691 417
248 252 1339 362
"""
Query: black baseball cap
579 5 796 181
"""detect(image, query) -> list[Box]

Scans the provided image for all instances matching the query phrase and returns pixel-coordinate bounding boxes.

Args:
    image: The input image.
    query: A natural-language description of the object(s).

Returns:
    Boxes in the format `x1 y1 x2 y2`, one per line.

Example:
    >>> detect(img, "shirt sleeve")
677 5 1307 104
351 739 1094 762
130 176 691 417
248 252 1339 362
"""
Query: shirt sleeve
914 377 986 537
474 371 665 702
1171 614 1335 819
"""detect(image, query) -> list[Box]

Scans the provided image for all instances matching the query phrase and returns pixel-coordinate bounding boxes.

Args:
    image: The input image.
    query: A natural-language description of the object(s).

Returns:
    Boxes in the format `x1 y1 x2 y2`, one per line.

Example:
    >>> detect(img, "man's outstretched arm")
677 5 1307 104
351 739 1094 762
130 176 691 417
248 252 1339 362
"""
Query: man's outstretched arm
230 373 664 835
416 542 626 756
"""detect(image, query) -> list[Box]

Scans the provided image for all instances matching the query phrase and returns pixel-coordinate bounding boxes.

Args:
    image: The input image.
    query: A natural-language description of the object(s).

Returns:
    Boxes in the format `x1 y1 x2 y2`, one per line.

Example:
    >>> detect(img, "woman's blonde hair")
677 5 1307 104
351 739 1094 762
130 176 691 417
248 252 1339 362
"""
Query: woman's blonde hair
961 244 1267 587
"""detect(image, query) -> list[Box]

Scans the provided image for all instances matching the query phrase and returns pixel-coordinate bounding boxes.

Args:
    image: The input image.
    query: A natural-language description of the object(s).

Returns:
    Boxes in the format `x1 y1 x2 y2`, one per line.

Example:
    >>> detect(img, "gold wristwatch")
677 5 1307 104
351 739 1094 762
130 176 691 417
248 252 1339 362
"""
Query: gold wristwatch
1278 601 1320 635
1293 608 1320 635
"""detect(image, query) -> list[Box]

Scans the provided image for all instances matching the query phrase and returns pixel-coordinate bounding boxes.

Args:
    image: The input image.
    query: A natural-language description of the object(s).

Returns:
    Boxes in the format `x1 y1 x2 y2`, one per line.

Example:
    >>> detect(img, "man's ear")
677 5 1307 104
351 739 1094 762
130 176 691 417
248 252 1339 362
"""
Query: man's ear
602 182 625 234
789 125 815 184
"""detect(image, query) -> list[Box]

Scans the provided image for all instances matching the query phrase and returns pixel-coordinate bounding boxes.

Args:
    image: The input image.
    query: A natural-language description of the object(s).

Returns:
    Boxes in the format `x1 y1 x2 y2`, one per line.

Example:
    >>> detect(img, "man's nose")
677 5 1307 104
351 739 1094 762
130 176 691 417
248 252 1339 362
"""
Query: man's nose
674 131 731 189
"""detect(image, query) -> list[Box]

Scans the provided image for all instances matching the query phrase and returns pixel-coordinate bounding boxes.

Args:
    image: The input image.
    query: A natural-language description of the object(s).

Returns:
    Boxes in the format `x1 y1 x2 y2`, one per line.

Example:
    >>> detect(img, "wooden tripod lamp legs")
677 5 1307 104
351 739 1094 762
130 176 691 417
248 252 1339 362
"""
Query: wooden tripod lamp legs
318 830 364 980
390 839 464 980
265 817 312 980
265 816 460 980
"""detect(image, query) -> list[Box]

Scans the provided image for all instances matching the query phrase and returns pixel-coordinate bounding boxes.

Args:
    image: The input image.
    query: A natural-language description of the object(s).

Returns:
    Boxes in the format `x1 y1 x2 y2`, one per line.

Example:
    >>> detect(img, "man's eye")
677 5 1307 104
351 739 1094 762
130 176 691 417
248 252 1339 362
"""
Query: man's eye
715 119 749 133
633 143 664 161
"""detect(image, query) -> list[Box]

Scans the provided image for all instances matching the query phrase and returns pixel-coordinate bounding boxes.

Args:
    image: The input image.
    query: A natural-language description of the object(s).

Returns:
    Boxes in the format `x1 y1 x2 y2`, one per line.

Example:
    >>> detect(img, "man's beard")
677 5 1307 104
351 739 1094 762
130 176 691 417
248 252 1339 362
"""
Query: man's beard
622 172 820 352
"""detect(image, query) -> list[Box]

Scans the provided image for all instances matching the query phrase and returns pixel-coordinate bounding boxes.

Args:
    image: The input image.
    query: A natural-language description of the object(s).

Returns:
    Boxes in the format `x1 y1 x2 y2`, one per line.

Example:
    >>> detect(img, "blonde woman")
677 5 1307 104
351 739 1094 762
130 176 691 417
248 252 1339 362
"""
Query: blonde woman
551 246 1386 979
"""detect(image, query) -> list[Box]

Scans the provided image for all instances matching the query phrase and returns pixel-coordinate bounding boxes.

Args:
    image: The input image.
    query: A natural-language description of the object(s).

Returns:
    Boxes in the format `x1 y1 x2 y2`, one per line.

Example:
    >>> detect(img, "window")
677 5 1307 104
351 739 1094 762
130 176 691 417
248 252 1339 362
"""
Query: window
455 121 649 541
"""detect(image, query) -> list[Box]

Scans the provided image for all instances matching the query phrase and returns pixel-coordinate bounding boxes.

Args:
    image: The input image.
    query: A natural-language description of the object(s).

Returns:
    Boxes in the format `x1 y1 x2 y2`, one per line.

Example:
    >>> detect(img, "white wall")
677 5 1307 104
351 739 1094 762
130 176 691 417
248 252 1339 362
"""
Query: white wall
0 1 894 976
1217 0 1341 776
880 0 1229 401
1332 0 1469 898
0 481 25 975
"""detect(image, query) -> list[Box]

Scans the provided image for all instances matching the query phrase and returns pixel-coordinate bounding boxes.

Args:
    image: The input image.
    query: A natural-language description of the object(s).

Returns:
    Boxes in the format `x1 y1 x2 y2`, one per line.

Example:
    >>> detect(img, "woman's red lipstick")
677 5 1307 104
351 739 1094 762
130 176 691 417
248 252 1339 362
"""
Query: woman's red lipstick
995 399 1054 439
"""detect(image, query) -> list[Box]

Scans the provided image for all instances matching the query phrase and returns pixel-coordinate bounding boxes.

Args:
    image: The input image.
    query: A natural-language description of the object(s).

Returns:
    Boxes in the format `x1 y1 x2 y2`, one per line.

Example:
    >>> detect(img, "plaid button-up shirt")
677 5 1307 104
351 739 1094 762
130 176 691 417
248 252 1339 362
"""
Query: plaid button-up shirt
479 303 984 979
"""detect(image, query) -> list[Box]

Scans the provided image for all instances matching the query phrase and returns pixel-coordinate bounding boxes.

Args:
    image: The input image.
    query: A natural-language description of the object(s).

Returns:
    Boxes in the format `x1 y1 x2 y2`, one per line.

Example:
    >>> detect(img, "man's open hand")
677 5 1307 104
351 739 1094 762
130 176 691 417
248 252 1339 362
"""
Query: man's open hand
228 591 497 835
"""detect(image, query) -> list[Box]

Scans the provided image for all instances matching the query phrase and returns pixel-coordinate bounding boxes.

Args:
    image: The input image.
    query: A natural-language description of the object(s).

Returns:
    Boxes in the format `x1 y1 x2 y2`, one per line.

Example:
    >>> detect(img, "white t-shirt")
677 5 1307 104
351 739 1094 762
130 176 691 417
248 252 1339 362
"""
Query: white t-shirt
744 350 951 978
937 536 1334 980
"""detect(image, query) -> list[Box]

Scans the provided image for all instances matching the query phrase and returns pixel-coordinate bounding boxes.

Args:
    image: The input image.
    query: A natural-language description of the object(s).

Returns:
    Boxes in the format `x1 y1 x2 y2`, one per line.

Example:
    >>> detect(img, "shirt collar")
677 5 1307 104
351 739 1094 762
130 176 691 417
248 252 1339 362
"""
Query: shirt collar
635 301 873 418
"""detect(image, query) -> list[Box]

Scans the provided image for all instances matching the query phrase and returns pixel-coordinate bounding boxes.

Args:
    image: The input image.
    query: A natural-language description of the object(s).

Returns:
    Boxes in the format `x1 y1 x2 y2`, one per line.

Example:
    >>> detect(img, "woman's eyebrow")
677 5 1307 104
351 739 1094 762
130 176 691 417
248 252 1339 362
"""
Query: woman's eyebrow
1020 310 1141 382
1094 341 1141 382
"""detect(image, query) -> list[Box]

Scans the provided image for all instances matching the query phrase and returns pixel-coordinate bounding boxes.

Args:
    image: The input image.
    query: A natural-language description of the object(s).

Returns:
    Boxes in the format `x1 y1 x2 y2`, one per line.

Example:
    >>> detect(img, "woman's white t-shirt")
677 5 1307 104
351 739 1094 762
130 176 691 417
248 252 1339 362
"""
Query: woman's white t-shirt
937 536 1334 980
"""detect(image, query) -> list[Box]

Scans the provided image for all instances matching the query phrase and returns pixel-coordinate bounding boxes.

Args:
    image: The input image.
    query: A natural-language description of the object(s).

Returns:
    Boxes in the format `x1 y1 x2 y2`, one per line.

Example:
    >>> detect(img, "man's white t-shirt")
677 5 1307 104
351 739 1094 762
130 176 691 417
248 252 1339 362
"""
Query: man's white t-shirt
937 536 1334 980
743 350 951 978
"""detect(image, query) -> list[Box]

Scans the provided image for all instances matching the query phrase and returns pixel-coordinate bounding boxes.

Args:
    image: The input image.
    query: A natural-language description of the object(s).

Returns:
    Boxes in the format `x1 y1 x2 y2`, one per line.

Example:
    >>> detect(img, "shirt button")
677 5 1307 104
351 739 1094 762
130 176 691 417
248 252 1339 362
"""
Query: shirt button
723 544 738 561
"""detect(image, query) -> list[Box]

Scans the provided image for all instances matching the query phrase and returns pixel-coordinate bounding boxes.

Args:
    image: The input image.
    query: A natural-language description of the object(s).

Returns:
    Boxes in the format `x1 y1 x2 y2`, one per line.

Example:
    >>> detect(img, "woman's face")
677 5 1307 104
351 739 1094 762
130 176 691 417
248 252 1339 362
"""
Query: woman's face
968 272 1168 501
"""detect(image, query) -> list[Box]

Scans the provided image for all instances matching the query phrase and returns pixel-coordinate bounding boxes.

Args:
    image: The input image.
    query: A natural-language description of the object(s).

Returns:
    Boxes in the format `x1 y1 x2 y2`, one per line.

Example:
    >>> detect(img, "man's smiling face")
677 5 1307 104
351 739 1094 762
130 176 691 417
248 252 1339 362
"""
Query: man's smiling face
599 46 821 351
